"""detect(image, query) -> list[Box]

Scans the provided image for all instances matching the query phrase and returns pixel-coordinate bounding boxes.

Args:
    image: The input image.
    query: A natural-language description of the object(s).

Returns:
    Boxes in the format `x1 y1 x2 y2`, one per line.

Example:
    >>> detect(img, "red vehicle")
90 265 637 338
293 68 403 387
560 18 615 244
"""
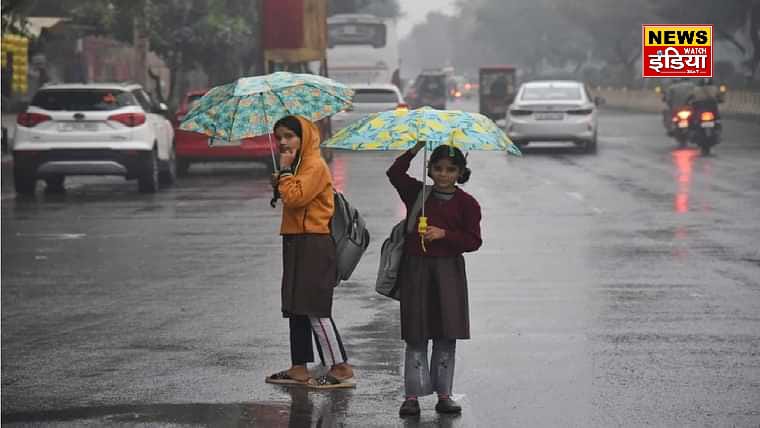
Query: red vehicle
172 90 279 175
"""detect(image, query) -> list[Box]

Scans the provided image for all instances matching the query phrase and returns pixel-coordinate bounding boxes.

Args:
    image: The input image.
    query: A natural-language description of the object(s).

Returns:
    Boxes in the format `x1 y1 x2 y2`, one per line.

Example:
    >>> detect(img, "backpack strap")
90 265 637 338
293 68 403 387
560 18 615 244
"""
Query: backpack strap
405 185 433 235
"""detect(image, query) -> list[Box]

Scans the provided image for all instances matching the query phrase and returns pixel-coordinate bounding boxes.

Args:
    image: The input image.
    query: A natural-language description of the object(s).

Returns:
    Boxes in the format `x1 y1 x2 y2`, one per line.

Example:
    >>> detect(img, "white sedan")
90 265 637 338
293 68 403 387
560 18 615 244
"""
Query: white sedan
504 80 601 153
332 83 406 131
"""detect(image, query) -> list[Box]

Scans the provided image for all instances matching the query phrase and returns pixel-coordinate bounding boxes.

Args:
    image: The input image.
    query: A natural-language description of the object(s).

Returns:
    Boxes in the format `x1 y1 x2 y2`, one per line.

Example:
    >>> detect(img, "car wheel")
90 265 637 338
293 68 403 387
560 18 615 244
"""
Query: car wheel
13 165 36 195
585 134 598 154
177 157 190 177
138 148 159 193
159 145 177 186
44 175 66 193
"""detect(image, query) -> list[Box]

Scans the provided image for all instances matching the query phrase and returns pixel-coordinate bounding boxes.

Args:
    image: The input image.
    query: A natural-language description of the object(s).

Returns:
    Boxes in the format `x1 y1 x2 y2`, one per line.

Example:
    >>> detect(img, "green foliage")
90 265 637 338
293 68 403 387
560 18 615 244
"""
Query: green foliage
61 0 261 102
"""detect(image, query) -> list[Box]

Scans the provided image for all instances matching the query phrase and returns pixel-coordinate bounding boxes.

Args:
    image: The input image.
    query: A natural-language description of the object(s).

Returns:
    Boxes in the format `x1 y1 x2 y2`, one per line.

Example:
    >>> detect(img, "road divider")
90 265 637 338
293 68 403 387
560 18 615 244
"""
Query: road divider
594 88 760 117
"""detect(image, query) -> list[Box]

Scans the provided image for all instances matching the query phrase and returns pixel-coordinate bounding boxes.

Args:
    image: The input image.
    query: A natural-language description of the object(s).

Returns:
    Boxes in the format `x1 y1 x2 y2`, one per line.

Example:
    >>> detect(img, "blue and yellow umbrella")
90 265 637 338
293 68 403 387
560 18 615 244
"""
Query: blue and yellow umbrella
179 71 354 143
322 106 522 156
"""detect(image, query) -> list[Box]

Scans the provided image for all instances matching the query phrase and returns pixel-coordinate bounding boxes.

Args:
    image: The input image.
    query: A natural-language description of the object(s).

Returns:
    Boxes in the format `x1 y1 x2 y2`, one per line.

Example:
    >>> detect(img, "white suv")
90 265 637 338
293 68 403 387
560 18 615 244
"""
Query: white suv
12 83 176 194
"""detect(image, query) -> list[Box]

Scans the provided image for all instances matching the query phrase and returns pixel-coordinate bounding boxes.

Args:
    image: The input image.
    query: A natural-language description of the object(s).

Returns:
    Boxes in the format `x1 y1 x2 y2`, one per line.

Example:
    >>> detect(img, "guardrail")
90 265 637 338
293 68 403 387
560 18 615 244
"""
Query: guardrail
593 88 760 116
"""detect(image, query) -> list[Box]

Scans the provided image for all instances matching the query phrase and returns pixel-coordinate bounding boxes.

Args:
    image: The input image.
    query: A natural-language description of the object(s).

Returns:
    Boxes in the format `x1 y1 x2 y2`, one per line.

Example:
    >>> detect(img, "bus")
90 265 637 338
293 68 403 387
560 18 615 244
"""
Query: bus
326 14 399 87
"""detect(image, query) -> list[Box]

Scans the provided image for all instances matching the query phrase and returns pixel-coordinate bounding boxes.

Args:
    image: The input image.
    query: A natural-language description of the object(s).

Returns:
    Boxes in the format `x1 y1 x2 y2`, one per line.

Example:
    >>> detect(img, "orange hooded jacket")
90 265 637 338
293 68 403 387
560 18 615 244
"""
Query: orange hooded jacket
277 116 334 235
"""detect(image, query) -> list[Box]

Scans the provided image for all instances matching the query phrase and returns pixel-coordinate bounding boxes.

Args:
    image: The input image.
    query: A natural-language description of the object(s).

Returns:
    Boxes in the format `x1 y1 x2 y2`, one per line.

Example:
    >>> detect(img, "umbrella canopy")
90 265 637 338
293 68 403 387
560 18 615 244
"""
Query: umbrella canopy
179 71 354 143
321 106 522 156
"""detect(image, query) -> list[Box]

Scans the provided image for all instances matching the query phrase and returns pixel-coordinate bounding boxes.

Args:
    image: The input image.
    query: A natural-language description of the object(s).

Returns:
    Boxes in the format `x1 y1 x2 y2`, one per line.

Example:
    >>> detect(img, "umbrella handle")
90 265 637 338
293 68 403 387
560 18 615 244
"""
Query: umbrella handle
270 188 279 208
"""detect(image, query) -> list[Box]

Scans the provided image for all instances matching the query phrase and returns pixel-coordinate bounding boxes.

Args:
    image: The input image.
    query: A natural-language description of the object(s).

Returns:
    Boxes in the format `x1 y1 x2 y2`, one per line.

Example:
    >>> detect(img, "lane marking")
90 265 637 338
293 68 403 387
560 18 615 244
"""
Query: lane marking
566 192 584 201
16 233 87 240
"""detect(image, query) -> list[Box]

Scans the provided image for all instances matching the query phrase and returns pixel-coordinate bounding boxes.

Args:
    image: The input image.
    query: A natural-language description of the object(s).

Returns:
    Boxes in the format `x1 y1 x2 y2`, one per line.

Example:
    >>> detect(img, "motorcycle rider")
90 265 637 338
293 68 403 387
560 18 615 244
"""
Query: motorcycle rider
691 78 723 114
662 78 697 132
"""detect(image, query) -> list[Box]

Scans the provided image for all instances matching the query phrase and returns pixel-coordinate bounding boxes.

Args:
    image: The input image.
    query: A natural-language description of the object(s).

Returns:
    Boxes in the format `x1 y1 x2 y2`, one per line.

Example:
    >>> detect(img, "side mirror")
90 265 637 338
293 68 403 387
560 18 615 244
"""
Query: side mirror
155 102 170 119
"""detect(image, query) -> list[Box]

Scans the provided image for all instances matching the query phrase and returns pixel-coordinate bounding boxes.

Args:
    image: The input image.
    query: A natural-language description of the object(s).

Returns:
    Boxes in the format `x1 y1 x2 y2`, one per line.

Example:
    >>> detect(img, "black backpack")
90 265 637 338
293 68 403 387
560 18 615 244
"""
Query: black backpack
330 191 370 284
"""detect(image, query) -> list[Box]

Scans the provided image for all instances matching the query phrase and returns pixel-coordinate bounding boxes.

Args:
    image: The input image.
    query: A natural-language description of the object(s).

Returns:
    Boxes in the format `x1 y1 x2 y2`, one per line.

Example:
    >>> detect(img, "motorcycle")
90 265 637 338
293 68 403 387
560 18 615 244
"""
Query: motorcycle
669 104 720 155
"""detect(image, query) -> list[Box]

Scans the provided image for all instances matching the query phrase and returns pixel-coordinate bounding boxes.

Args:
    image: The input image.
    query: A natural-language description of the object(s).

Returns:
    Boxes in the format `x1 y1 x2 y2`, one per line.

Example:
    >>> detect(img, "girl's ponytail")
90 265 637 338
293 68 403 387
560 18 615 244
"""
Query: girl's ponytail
458 167 471 184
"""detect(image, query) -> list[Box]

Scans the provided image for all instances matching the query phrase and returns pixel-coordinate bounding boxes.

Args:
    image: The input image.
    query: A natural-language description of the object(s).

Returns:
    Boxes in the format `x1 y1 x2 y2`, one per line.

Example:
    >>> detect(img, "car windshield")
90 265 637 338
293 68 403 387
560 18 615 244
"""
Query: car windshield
521 86 582 101
417 76 445 95
31 89 137 111
353 89 398 103
328 22 386 47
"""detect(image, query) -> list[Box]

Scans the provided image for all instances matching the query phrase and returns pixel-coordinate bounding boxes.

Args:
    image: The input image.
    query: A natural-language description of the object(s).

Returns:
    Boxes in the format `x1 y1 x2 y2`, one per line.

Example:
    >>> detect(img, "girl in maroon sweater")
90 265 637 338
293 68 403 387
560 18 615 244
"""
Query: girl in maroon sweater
387 141 482 417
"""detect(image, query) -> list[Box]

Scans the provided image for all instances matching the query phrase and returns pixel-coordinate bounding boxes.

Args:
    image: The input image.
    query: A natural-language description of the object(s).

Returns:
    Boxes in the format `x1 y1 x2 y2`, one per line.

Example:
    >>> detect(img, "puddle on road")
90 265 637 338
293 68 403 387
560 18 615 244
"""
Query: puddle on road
2 390 354 427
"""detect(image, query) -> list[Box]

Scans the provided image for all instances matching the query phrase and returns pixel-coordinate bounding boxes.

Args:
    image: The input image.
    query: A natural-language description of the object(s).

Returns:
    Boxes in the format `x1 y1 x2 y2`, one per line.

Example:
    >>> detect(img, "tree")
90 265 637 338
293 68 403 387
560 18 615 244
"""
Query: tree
649 0 759 81
64 0 260 106
556 0 655 84
445 0 591 77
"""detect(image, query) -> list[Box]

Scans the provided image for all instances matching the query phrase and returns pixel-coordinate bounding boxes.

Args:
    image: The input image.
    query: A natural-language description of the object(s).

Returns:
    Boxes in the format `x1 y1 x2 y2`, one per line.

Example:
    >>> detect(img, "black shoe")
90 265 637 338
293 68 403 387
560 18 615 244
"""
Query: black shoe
399 399 420 417
435 398 462 414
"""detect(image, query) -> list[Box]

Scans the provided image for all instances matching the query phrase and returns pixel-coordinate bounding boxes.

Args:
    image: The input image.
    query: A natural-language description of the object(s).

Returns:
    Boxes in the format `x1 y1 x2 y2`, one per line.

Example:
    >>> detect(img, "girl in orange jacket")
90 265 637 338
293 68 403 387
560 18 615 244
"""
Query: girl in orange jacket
264 115 354 389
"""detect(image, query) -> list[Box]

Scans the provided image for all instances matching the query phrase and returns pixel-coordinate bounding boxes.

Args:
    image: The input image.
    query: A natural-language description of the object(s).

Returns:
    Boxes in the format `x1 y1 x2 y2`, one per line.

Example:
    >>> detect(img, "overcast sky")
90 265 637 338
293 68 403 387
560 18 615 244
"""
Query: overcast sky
397 0 458 39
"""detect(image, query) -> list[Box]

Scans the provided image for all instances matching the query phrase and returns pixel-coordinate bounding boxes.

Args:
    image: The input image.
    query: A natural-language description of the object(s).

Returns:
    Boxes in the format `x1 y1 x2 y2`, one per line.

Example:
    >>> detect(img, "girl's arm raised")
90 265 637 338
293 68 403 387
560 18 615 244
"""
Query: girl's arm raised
386 142 425 204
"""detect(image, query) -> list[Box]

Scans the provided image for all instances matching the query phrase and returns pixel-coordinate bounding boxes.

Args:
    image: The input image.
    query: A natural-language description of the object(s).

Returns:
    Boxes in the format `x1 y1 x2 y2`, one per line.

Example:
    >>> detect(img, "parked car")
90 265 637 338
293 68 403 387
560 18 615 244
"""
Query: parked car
504 80 601 153
331 83 406 131
12 82 176 194
173 89 278 175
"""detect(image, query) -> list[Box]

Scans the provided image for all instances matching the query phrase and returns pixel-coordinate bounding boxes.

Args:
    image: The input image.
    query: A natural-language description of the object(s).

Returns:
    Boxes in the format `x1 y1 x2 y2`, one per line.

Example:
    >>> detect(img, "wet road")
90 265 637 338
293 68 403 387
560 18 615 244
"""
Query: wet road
2 101 760 427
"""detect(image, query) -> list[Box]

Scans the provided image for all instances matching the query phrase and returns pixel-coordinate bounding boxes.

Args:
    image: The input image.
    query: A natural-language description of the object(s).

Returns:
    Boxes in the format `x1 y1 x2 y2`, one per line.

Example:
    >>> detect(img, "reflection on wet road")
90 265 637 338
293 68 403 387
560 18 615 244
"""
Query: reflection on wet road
2 103 759 427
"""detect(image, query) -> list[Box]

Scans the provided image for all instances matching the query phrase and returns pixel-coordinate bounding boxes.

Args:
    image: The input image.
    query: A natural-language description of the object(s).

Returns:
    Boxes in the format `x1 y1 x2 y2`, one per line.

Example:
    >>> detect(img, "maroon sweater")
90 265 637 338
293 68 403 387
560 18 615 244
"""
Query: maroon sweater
387 150 483 257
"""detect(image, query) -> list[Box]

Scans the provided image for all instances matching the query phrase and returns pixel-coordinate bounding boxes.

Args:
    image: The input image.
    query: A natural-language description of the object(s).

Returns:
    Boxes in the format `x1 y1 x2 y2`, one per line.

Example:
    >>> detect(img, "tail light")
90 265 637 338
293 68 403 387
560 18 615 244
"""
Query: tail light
700 111 715 122
509 109 532 116
675 110 692 120
567 109 593 115
108 112 147 127
17 112 51 127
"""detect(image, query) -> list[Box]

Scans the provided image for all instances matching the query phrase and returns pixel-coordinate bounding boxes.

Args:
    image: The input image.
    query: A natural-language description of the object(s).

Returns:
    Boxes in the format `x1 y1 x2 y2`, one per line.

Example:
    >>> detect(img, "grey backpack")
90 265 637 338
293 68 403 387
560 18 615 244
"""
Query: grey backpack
331 191 370 284
375 186 431 300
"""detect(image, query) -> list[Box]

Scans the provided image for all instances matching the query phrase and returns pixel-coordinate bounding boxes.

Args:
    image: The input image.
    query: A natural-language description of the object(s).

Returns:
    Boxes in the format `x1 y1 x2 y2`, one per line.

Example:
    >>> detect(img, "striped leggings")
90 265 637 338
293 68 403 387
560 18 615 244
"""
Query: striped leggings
289 315 348 367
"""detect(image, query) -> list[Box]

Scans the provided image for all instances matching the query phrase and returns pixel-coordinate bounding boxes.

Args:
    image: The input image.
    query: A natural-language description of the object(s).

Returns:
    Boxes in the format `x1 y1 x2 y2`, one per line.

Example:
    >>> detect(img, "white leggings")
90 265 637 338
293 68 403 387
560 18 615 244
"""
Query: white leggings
289 315 347 367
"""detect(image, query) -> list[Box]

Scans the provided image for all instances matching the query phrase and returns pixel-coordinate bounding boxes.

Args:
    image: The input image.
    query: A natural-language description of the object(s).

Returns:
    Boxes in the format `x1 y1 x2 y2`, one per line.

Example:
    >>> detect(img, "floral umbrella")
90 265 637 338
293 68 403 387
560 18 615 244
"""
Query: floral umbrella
321 106 522 156
179 71 353 155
